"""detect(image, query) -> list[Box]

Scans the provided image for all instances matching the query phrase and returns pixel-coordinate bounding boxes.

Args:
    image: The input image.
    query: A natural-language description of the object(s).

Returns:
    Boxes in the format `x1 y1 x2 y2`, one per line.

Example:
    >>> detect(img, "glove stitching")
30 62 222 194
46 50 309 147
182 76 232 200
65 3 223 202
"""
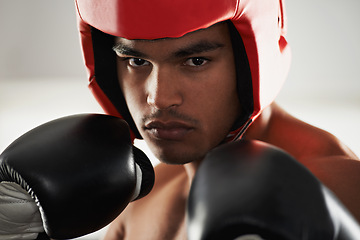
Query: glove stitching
0 199 34 205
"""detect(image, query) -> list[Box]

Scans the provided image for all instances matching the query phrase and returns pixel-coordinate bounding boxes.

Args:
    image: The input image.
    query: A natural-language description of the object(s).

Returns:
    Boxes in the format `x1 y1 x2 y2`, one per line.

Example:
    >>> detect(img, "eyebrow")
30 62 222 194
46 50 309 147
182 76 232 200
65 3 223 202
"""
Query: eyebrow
173 41 225 58
113 40 225 59
112 44 147 58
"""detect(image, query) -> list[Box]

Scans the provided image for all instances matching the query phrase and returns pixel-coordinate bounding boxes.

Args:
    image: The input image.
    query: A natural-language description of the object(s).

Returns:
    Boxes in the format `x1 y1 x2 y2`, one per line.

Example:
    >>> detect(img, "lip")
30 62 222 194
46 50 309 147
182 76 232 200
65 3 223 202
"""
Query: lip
144 120 194 141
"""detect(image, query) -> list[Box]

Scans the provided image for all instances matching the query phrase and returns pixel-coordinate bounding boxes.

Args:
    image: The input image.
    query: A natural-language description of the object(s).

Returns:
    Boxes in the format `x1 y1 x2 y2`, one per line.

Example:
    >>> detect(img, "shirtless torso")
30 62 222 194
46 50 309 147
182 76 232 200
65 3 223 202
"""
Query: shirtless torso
104 103 360 240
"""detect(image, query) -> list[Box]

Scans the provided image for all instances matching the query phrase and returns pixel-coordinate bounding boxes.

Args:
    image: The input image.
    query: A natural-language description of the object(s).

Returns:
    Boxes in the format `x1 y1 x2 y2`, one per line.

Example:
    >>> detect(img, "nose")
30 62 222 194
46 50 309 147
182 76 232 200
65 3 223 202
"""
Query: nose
146 66 183 110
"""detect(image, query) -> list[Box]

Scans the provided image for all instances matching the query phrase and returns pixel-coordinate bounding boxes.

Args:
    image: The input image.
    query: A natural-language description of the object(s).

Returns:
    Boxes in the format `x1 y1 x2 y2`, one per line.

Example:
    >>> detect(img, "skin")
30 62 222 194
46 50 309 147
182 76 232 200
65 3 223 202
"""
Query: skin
114 22 241 169
104 23 360 239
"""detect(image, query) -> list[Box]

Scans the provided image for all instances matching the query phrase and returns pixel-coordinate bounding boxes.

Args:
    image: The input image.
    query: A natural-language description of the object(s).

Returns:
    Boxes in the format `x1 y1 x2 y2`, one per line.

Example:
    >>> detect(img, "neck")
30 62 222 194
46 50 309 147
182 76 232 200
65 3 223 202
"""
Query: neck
183 158 203 183
243 103 274 141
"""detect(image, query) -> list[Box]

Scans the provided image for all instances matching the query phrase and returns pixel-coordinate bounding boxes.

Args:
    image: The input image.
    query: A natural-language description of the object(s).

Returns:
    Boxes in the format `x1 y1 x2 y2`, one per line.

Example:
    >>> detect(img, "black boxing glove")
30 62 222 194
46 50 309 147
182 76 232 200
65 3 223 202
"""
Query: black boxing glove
187 140 360 240
0 114 154 240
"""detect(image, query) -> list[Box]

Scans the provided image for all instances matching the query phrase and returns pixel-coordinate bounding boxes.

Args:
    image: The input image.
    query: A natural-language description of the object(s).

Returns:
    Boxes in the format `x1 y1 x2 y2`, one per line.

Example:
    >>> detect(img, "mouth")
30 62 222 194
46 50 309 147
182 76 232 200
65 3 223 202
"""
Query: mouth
144 120 194 141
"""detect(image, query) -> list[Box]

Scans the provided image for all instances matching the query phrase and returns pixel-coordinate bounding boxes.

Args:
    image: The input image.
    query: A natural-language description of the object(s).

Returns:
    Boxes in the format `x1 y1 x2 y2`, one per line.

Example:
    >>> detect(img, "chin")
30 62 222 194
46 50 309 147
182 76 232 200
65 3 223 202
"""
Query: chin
150 144 205 165
158 155 196 165
142 131 217 165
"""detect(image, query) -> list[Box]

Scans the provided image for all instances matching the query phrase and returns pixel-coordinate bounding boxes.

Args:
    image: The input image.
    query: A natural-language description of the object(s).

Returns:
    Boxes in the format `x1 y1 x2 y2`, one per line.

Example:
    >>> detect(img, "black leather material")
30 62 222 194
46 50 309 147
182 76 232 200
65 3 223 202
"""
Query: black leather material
187 140 360 240
0 114 154 239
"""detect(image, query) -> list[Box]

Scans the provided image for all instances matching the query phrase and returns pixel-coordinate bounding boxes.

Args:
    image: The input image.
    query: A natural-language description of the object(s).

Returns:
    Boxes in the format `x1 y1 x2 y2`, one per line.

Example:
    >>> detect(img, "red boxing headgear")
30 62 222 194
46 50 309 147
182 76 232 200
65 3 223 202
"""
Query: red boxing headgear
75 0 291 141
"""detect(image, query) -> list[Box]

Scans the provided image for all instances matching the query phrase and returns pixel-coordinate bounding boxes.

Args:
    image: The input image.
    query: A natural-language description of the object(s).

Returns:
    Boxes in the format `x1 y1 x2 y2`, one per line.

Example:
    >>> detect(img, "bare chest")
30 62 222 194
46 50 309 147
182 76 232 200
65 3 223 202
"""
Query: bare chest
123 210 187 240
122 175 189 240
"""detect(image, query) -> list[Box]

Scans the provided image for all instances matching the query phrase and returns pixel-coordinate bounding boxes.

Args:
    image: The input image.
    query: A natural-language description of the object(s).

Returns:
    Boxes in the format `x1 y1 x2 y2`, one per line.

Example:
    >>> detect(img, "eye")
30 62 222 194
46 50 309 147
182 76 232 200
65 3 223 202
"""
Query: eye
185 57 209 67
128 58 150 67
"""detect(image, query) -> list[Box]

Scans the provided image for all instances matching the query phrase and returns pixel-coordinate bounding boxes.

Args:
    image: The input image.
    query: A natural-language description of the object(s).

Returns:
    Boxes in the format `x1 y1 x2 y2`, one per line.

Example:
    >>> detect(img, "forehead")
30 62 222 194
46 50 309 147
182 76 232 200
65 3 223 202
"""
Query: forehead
114 22 231 54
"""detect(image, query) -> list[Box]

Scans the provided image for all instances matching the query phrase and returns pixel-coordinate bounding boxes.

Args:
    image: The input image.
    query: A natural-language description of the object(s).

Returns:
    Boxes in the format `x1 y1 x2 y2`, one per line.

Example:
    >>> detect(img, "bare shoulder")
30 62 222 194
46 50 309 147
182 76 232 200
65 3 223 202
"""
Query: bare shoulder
251 103 360 220
262 103 359 162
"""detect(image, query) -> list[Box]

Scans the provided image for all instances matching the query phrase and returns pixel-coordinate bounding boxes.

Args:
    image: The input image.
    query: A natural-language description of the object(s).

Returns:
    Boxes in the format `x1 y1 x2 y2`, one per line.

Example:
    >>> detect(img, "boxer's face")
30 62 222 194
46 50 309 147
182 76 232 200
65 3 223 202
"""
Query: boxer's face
114 23 241 164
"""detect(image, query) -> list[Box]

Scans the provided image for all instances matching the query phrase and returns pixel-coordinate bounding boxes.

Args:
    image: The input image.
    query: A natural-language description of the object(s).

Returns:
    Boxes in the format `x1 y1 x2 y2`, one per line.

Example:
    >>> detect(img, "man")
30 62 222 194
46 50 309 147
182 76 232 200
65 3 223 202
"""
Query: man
74 0 360 239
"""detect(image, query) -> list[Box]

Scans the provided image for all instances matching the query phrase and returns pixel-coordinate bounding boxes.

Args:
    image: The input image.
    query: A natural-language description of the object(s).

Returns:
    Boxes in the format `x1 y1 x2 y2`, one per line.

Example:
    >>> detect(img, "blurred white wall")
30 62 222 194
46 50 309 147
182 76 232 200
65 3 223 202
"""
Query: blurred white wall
0 0 359 239
277 0 360 157
0 1 85 79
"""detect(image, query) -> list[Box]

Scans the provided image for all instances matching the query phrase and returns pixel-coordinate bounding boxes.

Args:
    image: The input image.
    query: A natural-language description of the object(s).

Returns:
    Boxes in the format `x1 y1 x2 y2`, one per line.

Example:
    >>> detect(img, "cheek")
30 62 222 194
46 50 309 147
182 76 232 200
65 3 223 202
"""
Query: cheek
125 91 145 126
119 78 146 128
202 88 239 134
201 63 239 117
190 70 240 142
